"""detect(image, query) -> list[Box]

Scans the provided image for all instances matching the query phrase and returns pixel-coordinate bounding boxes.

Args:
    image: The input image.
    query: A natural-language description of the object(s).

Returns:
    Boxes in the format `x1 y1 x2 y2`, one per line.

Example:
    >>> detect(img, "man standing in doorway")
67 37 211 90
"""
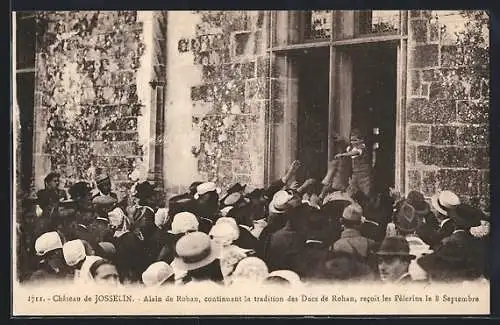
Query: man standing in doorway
333 128 373 198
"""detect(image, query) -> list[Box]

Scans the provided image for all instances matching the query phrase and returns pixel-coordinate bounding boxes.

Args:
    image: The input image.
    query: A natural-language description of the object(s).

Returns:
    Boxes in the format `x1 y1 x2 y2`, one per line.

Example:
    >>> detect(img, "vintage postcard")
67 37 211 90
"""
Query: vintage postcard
12 10 490 316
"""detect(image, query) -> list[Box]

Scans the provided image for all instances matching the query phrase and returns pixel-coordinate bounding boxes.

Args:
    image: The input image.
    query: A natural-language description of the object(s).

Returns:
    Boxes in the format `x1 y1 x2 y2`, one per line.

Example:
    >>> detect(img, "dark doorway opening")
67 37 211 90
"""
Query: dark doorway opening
16 13 37 194
350 43 398 194
295 47 330 181
16 73 35 193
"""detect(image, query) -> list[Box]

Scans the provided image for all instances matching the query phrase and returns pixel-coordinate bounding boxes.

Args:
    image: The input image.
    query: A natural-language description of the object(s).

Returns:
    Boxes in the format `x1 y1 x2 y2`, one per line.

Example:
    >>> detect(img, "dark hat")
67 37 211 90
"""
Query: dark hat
134 181 155 200
68 181 91 200
92 195 117 211
221 192 243 207
95 172 111 185
342 203 363 222
226 183 246 195
245 188 265 199
449 203 483 229
36 189 57 206
376 236 416 259
319 251 374 281
406 190 431 215
189 181 204 195
394 201 419 233
168 193 197 216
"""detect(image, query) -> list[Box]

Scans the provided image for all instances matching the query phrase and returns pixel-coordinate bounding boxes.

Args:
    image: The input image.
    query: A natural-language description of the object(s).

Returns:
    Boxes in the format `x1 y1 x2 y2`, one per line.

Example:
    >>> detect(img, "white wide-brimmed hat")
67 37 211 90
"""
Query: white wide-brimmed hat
431 190 460 216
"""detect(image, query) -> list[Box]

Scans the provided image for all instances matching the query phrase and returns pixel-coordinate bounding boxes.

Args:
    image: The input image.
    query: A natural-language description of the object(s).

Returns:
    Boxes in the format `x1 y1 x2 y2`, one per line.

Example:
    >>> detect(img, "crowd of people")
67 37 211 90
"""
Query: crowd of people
16 158 490 288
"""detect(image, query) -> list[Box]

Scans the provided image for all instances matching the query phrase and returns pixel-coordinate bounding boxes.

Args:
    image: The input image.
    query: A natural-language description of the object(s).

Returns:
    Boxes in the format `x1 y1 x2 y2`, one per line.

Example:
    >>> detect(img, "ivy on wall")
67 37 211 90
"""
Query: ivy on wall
35 11 146 191
182 11 265 189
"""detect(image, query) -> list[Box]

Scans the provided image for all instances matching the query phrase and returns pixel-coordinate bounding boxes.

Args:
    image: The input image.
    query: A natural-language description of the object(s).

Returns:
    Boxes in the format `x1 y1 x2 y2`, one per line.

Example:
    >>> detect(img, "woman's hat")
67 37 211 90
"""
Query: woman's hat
168 212 199 235
142 261 175 286
194 182 221 200
35 231 63 256
220 206 234 217
431 190 460 216
264 270 302 286
216 216 238 228
154 208 170 228
174 231 221 271
62 239 86 266
376 236 416 259
108 207 126 227
232 257 269 283
209 222 240 246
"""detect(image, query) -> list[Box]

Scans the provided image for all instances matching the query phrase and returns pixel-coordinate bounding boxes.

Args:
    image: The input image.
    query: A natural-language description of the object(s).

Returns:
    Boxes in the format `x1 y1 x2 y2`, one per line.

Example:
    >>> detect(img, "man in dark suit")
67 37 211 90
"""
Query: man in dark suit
417 203 485 282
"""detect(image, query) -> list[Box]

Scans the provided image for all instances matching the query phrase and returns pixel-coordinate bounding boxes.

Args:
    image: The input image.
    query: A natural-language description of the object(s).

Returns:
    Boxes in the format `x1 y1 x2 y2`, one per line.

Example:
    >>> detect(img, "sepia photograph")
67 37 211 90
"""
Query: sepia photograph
12 10 490 316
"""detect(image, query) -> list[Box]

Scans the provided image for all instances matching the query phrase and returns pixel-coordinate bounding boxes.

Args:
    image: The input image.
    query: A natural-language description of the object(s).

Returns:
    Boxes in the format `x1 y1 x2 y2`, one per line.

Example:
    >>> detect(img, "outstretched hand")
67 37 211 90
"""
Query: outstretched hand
297 178 317 194
282 160 302 184
289 180 300 190
289 160 302 173
389 187 402 201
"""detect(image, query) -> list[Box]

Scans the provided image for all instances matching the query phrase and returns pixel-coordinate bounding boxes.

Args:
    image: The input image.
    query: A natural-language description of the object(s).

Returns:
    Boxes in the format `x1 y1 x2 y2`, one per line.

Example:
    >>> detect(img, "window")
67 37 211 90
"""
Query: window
357 10 401 36
305 10 333 40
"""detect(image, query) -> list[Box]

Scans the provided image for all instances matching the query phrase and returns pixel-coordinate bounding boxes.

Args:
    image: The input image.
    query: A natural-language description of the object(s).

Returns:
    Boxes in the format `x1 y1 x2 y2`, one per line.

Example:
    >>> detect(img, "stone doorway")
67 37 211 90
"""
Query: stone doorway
349 43 398 193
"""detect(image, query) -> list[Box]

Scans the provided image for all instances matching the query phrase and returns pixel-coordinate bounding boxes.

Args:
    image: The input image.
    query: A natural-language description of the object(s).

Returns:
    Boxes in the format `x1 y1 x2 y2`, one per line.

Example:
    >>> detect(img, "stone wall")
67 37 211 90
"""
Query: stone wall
33 11 160 200
406 10 489 209
163 11 269 196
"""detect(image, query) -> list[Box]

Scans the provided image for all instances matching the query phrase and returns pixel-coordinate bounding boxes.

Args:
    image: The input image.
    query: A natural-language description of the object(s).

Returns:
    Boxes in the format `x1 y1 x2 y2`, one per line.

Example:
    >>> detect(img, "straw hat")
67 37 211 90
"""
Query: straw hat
431 190 460 216
173 232 221 271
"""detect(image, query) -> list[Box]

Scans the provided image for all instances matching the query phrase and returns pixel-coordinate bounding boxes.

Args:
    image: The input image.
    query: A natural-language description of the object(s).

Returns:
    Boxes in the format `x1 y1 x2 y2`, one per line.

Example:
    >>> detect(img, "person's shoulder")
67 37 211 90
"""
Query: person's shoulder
29 268 53 281
332 238 348 249
399 273 413 284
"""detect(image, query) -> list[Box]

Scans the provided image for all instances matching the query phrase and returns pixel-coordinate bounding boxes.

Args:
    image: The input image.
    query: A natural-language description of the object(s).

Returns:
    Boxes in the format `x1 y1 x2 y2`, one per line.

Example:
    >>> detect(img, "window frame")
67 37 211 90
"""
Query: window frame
266 10 408 193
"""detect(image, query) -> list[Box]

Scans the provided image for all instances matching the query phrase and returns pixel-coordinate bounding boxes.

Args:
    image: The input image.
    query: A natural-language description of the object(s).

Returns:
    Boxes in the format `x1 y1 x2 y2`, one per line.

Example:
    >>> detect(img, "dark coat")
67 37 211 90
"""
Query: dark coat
88 219 114 244
265 222 306 272
28 263 70 284
158 233 184 264
113 232 149 283
234 225 261 252
417 218 456 250
294 242 329 280
198 217 214 234
145 227 170 264
313 251 375 282
417 230 484 282
360 220 385 243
